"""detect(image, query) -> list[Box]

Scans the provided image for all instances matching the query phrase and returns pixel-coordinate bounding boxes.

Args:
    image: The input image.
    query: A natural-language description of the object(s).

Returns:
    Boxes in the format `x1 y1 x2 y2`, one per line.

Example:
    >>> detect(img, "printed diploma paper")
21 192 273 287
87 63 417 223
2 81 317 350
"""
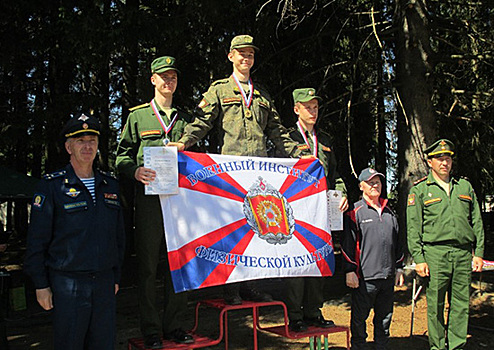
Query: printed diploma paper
327 190 343 231
143 146 178 195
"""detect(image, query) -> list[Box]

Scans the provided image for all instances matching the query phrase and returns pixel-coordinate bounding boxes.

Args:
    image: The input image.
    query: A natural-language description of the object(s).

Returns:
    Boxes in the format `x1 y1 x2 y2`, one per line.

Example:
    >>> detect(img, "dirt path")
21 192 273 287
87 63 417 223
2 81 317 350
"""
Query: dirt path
7 276 494 349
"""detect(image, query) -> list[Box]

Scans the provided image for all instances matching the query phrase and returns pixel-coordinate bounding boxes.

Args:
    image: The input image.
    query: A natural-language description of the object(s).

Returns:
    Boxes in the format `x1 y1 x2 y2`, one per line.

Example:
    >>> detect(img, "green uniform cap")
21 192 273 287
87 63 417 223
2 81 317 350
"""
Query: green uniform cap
62 112 101 140
292 88 322 104
230 35 259 52
151 56 180 74
425 139 455 158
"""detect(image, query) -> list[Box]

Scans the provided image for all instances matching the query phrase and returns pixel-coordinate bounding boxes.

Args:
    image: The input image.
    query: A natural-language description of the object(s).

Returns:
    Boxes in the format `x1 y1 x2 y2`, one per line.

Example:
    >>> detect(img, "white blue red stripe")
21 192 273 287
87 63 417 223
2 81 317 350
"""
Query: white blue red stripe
160 152 334 292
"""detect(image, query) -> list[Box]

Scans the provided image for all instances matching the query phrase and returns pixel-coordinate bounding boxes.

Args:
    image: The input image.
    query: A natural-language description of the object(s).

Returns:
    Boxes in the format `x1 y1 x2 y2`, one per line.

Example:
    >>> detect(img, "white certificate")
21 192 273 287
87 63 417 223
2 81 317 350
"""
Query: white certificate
143 146 178 195
327 190 343 231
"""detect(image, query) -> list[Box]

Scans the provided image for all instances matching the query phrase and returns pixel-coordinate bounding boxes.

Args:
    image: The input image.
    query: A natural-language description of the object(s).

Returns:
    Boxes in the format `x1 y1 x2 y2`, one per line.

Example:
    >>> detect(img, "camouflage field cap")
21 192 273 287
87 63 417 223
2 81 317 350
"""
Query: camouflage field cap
425 139 455 158
230 35 259 52
292 88 322 104
62 112 101 140
151 56 180 74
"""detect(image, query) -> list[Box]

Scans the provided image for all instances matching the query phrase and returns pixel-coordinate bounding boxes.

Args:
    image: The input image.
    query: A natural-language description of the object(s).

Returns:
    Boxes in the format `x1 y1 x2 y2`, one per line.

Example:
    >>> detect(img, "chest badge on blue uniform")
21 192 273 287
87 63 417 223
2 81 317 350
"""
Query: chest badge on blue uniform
104 193 118 200
104 193 119 206
65 188 80 198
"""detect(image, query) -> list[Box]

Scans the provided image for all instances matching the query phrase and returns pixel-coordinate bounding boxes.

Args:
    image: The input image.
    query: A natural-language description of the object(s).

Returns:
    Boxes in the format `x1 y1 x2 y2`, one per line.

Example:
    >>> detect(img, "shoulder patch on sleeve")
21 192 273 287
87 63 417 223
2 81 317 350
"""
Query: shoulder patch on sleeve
129 103 150 112
32 193 46 211
407 194 416 206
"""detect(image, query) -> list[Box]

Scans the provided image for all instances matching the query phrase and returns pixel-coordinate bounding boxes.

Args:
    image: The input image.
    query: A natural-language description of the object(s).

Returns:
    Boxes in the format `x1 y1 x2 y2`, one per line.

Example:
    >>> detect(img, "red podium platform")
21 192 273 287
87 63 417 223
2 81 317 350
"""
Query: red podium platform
128 298 350 350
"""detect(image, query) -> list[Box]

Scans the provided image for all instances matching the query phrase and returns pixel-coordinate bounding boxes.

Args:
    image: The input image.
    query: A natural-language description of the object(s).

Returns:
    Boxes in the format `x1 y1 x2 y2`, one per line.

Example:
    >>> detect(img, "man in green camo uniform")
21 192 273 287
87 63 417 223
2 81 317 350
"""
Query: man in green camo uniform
407 139 484 350
169 35 307 304
116 56 194 347
283 88 348 332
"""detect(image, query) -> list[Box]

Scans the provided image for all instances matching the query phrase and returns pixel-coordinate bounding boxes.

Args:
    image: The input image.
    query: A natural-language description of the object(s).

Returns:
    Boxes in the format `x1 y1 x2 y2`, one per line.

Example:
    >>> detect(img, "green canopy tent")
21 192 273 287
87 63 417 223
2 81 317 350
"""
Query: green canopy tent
0 166 39 201
0 166 39 236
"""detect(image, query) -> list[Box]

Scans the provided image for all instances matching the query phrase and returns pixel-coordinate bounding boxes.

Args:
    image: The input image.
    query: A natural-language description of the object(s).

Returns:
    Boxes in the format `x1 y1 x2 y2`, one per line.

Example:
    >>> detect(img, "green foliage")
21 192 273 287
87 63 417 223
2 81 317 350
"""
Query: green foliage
0 0 492 207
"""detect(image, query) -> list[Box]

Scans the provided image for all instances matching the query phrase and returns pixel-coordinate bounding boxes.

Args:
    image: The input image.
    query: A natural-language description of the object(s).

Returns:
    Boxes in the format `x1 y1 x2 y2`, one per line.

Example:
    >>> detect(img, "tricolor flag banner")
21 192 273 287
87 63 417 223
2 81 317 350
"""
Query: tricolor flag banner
160 151 334 293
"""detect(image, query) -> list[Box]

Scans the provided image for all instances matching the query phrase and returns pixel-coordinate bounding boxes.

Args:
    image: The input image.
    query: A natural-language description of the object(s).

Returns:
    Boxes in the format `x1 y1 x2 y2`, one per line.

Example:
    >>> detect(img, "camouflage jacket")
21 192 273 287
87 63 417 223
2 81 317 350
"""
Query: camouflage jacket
178 75 303 157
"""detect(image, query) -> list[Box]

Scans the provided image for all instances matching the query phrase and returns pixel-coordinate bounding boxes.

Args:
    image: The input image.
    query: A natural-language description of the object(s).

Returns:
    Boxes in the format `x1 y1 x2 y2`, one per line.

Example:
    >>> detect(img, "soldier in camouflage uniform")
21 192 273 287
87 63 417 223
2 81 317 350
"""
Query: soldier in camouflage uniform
171 35 303 158
170 35 306 304
407 139 484 350
116 56 194 347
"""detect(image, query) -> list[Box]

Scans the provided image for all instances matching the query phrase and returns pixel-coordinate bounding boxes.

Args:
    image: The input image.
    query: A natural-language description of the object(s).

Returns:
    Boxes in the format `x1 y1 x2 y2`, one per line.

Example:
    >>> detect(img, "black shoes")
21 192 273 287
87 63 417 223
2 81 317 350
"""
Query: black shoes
305 316 335 328
289 316 335 333
144 334 162 349
163 328 194 344
289 319 308 332
144 329 194 347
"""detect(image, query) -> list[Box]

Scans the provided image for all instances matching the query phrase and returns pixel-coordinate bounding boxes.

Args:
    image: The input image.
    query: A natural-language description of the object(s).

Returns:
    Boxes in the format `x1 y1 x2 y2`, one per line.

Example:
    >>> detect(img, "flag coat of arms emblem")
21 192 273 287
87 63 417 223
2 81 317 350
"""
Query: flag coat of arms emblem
160 151 334 292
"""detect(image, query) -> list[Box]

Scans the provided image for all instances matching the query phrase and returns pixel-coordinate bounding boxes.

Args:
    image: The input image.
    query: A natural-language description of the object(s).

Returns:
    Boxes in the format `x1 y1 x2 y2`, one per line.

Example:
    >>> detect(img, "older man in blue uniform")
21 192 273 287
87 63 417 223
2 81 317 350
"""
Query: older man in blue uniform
24 113 126 350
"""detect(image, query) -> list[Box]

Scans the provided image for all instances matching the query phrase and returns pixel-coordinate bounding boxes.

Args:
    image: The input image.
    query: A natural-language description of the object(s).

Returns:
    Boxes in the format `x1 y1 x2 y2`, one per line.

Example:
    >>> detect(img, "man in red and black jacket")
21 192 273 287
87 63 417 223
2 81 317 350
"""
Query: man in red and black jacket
341 167 404 350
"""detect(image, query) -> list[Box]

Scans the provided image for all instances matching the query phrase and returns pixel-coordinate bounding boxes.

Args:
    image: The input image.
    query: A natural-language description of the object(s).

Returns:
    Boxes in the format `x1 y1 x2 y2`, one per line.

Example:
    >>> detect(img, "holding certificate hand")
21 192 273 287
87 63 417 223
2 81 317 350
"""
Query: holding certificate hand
134 167 156 185
116 56 195 347
165 141 185 151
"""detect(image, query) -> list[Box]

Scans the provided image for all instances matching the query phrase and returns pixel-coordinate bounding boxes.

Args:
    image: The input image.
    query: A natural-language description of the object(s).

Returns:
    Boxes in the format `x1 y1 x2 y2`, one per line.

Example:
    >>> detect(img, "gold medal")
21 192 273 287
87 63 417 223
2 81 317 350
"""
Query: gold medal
245 109 252 118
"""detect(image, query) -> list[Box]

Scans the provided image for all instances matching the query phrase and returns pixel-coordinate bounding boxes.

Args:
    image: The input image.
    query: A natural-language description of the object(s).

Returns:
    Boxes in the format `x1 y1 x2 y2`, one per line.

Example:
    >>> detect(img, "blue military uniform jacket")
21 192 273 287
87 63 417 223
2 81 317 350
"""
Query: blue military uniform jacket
24 164 126 289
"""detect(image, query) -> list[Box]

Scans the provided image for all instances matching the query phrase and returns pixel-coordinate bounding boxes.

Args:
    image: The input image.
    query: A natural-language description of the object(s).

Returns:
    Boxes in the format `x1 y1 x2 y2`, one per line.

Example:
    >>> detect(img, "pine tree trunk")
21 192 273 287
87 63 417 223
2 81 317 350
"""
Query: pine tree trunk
394 0 436 233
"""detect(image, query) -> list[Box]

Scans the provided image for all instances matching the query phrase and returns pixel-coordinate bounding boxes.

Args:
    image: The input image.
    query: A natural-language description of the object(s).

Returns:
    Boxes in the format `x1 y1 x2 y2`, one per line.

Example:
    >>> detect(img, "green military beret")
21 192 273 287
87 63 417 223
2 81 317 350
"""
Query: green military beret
62 112 101 140
230 35 259 52
151 56 180 74
293 88 322 104
425 139 455 158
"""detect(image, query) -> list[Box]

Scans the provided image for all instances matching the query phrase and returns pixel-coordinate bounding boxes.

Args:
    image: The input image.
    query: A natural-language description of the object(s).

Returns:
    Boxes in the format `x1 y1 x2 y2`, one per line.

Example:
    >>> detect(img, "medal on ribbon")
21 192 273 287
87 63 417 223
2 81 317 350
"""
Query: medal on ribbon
232 73 254 117
297 121 318 156
150 99 178 145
